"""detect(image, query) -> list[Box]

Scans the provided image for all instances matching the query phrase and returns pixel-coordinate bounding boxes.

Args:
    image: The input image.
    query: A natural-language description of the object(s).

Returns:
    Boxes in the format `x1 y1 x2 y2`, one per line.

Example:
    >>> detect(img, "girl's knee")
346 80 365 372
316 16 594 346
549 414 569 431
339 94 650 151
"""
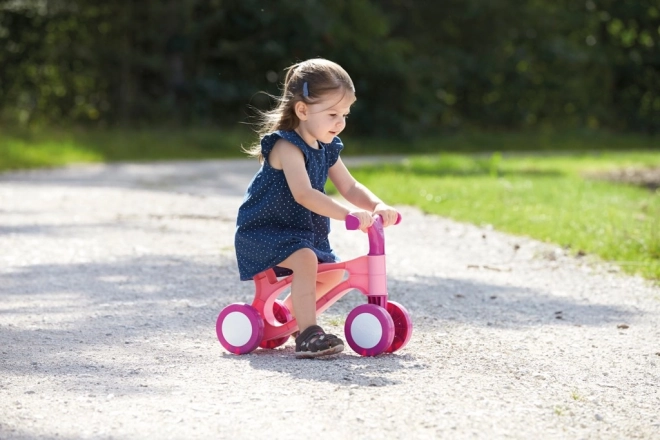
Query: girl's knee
287 248 318 270
292 247 316 260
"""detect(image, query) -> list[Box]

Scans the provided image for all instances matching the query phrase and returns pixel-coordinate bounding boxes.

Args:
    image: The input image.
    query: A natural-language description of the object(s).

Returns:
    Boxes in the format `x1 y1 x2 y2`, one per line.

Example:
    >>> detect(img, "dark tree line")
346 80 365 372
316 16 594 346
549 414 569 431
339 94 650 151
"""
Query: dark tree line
1 0 659 136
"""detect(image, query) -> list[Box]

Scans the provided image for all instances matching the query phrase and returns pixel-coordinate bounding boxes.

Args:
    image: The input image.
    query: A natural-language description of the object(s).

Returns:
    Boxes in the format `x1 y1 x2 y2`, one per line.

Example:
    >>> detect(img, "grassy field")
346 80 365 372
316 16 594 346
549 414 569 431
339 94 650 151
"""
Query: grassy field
2 127 659 281
2 126 659 171
344 152 660 281
0 127 251 171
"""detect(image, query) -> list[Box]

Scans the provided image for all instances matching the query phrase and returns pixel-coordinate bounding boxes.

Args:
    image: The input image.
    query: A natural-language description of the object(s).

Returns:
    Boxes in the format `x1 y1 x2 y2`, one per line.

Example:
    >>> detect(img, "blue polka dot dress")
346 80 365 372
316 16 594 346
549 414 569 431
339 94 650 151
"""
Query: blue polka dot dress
235 130 344 281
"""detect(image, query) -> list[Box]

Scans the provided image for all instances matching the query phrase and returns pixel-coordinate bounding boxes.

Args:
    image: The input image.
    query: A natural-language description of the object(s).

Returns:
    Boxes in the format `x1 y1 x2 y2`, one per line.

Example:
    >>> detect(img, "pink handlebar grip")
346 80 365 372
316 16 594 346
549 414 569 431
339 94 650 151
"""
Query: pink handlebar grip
345 214 361 230
345 212 402 230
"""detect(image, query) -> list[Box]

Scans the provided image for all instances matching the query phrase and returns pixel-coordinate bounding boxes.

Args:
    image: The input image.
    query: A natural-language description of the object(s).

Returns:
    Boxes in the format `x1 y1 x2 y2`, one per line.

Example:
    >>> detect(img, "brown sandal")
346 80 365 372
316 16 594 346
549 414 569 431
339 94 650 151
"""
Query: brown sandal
294 325 344 359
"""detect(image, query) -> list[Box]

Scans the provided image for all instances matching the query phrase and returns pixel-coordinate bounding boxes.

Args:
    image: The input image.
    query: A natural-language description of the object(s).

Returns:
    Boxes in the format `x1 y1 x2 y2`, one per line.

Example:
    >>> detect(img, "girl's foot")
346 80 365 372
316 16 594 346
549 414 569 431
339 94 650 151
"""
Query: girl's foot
294 325 344 359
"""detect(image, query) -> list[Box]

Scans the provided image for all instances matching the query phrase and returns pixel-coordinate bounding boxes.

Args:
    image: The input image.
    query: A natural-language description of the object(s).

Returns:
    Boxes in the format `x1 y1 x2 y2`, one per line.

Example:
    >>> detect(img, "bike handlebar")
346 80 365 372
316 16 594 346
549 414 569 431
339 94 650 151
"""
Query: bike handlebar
345 212 402 230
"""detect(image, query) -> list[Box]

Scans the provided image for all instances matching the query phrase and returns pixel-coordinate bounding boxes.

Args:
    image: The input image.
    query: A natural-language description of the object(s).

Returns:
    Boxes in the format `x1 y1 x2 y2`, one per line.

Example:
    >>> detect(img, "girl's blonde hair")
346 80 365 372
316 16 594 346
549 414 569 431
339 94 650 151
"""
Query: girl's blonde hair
244 58 355 161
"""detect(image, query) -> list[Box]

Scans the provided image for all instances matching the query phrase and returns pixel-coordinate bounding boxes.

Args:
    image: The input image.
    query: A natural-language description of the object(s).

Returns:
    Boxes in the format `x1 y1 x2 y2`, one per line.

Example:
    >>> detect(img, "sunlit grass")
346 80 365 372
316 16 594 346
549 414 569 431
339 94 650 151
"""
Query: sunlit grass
2 126 658 171
344 152 660 281
1 136 104 169
0 127 252 171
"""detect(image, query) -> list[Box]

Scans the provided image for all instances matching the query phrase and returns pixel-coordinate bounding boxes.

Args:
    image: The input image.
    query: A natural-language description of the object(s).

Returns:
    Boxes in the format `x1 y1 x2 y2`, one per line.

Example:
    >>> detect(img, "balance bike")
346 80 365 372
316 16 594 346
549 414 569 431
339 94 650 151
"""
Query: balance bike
216 213 412 356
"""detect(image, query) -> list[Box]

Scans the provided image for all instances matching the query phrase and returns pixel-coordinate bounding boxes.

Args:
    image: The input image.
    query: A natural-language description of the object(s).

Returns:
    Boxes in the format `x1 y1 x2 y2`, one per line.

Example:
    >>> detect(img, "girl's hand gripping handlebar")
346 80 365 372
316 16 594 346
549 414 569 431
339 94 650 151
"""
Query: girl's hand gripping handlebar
345 212 401 255
345 212 402 231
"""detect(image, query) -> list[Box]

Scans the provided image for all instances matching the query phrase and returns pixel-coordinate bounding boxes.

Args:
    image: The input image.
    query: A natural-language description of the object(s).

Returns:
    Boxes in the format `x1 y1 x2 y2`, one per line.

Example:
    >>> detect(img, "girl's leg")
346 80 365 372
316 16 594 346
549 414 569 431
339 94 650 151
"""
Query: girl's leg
316 270 345 297
277 248 344 358
276 248 320 331
282 269 344 318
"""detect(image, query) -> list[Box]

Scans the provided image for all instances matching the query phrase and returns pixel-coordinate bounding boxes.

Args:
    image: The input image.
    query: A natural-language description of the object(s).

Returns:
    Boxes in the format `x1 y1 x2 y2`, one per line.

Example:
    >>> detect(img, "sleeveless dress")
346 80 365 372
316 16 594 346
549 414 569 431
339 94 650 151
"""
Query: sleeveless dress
235 130 344 281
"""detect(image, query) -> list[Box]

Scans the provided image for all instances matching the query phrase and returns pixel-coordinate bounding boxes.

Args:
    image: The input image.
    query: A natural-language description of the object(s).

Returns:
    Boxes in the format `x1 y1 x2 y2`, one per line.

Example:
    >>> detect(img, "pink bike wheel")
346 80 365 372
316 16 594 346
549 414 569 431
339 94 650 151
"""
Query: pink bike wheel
385 301 413 353
216 303 264 354
344 304 394 356
259 300 293 349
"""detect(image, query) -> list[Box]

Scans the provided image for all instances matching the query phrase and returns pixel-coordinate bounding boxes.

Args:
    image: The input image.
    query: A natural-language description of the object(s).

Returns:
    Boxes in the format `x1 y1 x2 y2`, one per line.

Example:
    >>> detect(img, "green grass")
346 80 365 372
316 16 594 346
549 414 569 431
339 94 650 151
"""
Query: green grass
344 151 660 281
571 389 584 401
0 127 252 171
2 126 659 171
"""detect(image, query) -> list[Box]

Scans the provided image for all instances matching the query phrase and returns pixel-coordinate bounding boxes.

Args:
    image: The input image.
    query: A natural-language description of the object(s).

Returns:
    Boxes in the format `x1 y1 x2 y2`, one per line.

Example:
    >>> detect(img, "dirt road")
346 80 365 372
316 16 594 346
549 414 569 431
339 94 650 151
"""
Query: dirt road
1 159 659 439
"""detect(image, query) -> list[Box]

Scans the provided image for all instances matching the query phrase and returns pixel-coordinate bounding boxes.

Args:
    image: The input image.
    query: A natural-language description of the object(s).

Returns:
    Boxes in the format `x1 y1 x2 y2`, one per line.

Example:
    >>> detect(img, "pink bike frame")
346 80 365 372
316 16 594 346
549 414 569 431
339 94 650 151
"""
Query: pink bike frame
251 214 399 344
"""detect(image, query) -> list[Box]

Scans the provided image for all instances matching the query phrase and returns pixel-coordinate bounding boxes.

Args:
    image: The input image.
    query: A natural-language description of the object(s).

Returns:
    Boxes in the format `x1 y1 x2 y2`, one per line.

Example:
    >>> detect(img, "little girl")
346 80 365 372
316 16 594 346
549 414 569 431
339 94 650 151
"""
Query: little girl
235 58 398 358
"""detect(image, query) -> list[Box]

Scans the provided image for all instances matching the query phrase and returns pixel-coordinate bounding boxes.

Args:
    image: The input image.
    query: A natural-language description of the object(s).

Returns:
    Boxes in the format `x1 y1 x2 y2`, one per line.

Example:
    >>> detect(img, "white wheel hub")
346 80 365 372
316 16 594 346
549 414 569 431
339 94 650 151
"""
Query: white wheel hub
351 313 382 349
222 311 252 347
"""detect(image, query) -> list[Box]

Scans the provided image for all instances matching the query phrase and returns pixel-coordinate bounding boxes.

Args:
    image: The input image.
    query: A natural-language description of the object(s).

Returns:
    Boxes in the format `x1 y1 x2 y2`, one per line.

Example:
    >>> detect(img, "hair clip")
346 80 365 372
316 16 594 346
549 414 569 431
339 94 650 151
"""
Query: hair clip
302 81 309 97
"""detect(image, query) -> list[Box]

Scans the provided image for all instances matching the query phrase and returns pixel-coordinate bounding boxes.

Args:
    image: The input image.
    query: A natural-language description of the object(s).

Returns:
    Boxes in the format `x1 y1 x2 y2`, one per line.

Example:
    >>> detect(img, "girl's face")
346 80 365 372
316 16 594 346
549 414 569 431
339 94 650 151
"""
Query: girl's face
296 90 355 145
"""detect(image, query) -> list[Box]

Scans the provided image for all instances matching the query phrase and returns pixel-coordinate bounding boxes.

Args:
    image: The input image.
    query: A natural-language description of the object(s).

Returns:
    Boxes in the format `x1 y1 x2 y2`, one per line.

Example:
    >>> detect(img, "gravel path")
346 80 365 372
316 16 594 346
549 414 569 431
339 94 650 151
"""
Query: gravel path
1 159 659 440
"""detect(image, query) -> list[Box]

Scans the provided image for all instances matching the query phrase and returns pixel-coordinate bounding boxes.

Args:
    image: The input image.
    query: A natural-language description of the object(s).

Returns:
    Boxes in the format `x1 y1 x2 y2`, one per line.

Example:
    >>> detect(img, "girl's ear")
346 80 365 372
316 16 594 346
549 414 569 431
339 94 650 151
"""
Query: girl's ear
294 101 308 121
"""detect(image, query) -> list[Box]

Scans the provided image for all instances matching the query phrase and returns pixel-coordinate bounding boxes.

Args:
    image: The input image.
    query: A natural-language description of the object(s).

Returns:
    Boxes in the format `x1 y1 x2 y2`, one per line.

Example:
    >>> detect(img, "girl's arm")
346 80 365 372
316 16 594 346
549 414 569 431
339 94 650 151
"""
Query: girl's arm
328 157 398 227
272 140 373 229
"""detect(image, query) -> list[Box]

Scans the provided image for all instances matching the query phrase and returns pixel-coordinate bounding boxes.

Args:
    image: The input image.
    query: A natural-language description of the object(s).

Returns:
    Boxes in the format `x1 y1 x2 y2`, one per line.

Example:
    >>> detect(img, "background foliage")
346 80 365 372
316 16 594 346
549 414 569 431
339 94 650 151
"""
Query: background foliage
1 0 659 136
